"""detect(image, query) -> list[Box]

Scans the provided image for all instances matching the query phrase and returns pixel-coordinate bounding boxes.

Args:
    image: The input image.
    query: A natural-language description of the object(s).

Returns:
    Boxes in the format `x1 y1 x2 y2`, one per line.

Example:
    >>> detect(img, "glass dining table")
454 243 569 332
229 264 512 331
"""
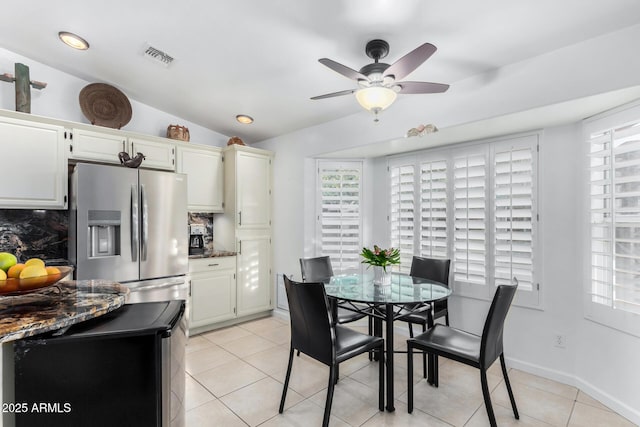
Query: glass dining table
323 271 452 412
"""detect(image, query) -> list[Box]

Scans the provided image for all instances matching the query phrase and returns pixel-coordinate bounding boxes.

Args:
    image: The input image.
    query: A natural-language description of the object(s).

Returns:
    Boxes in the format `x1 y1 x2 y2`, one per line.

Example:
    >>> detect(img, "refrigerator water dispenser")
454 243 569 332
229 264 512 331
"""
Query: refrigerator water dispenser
88 210 121 258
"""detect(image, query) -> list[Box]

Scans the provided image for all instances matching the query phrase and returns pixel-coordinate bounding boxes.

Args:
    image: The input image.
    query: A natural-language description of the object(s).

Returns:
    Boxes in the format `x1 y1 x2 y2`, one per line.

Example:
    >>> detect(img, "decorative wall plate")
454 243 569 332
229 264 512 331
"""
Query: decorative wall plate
79 83 132 129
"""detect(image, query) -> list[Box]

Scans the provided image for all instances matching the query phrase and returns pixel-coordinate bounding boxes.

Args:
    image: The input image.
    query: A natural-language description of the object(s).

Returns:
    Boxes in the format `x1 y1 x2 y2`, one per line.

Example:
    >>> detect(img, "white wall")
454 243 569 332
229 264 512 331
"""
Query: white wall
0 47 229 146
255 25 640 424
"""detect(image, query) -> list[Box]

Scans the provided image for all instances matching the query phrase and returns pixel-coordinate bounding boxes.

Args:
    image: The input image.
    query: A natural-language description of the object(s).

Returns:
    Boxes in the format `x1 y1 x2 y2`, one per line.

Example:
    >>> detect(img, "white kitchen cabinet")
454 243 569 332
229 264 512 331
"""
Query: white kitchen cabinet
0 116 67 209
176 144 224 212
220 145 272 229
189 256 236 331
68 128 126 165
128 137 175 171
70 129 176 171
214 145 274 319
236 233 272 316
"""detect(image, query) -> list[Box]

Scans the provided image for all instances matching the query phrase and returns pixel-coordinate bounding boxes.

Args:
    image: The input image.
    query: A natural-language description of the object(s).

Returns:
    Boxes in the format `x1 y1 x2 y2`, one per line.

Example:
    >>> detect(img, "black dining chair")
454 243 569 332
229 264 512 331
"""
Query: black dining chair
397 256 451 378
300 257 373 351
279 275 384 427
407 284 519 427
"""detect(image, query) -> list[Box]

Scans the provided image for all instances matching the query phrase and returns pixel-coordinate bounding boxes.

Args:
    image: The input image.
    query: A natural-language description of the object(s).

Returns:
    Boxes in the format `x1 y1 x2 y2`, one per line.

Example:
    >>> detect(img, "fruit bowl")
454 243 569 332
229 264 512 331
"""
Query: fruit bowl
0 266 73 296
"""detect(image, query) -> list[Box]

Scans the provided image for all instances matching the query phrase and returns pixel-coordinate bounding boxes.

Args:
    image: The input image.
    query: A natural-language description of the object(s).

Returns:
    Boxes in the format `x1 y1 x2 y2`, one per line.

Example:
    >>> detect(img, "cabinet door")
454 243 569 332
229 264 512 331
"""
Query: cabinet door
70 128 126 164
176 146 223 212
129 137 175 171
0 117 67 209
190 270 236 327
236 234 272 316
236 152 271 228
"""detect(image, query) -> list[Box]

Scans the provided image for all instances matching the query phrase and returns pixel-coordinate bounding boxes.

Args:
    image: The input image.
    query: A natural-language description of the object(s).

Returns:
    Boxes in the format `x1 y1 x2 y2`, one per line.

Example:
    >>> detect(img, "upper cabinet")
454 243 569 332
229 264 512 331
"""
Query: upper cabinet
176 144 224 212
0 115 67 209
224 146 272 229
69 128 176 171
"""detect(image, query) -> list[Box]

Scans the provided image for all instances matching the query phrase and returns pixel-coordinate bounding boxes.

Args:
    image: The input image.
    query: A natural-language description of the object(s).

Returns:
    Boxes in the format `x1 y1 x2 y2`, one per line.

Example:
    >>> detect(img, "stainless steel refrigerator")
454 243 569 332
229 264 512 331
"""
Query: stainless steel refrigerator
70 163 188 288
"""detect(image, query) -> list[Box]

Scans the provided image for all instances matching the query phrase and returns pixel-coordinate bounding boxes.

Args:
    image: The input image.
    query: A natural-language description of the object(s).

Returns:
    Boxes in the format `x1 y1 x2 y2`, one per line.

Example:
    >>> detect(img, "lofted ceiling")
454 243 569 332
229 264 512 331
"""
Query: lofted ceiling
2 0 640 144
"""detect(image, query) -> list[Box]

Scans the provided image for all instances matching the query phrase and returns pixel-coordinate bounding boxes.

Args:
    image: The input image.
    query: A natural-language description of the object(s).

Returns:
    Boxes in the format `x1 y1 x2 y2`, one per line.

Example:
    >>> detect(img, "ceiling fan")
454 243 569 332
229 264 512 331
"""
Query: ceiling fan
312 39 449 121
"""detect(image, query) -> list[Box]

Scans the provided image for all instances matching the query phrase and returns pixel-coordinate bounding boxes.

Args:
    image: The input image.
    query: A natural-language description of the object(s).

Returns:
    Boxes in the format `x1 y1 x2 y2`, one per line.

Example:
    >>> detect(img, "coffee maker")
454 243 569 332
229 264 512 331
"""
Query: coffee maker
188 224 205 256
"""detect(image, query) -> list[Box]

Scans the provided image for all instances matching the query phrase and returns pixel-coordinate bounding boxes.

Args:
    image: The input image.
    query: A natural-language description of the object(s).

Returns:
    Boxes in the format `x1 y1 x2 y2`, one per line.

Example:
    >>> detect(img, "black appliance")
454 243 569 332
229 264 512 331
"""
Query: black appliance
13 301 186 427
188 224 205 256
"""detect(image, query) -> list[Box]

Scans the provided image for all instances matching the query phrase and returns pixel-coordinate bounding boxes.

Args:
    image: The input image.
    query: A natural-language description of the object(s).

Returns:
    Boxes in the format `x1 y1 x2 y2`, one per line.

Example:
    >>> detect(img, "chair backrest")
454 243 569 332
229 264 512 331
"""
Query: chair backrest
480 284 517 367
283 275 335 365
409 256 451 286
300 256 334 282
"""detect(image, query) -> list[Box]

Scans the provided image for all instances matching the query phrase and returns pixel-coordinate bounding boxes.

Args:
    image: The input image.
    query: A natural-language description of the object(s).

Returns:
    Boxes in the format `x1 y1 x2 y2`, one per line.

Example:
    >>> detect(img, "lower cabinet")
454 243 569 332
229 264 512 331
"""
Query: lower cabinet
236 233 272 317
189 257 236 330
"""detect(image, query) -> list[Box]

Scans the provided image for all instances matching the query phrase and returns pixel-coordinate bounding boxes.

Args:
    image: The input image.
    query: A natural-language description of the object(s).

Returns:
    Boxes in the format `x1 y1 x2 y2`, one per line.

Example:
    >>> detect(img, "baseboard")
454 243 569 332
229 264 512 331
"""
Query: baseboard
505 356 640 425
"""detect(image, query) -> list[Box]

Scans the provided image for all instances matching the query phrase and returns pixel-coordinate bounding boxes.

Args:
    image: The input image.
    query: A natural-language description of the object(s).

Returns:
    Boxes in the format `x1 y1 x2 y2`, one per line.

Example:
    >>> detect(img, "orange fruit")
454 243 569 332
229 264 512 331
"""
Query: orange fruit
0 269 6 282
7 263 25 278
45 266 61 275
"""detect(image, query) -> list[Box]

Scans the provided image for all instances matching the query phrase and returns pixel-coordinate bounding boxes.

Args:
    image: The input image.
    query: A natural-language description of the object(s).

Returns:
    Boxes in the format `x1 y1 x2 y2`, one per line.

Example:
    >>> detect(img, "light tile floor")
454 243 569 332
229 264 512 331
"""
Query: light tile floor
185 316 636 427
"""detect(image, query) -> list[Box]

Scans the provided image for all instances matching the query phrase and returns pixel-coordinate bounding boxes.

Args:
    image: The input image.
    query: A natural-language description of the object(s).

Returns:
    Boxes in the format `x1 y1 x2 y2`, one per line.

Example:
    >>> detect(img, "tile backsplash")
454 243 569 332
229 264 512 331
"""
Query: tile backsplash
0 209 69 262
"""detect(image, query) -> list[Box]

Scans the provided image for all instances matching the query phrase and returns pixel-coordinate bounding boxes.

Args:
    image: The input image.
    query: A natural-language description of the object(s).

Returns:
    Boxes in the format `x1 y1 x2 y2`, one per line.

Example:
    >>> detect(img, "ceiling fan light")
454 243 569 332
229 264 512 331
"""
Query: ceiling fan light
355 86 397 112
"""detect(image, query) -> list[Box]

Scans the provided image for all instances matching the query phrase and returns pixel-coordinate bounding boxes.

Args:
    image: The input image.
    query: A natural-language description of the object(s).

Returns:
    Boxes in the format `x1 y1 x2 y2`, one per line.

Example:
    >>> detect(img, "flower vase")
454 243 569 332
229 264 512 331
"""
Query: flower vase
373 266 391 286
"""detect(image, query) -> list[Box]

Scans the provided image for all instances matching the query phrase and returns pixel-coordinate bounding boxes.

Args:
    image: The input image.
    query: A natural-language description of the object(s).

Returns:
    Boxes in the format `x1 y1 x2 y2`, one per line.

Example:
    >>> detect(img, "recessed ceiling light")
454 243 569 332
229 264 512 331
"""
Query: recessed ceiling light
236 114 254 124
58 31 90 50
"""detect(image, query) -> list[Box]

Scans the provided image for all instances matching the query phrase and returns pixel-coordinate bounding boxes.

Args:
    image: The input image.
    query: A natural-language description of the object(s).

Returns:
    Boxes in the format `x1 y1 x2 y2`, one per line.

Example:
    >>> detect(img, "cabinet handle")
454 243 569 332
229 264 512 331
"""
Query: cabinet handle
239 211 242 226
239 240 242 255
208 263 219 267
122 141 126 152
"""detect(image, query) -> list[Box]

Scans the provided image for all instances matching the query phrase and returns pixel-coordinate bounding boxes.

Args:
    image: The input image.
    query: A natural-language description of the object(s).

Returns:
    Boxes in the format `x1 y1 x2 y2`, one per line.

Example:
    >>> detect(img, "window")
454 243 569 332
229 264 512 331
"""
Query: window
585 105 640 336
316 161 363 271
389 163 416 273
388 134 539 306
420 160 448 259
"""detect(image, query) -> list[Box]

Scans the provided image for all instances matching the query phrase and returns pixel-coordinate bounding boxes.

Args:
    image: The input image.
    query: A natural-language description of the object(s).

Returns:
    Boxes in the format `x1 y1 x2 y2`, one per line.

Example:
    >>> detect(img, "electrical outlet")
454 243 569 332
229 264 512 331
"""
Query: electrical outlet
554 334 566 348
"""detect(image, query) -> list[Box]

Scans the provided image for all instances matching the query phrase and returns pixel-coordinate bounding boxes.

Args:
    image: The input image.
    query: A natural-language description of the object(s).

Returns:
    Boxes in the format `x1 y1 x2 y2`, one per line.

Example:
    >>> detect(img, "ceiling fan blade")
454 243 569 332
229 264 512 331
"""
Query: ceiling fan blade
383 43 437 81
397 81 450 94
310 89 356 100
318 58 368 81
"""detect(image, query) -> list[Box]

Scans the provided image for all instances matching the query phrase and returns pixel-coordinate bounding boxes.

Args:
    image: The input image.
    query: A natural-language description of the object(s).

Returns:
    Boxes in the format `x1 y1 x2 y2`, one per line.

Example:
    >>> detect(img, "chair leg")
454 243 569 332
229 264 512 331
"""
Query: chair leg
296 350 300 357
323 365 338 427
279 347 295 413
422 323 427 378
368 315 373 361
480 368 497 427
445 313 450 326
378 346 385 411
335 364 340 384
407 344 414 413
500 354 519 419
408 322 414 337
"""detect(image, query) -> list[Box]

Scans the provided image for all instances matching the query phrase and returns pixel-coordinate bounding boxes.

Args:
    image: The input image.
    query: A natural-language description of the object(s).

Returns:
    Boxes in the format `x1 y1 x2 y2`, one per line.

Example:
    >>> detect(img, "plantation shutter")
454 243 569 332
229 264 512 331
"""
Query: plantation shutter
390 163 416 273
493 141 536 296
420 160 448 258
589 121 640 316
317 161 362 271
453 150 487 287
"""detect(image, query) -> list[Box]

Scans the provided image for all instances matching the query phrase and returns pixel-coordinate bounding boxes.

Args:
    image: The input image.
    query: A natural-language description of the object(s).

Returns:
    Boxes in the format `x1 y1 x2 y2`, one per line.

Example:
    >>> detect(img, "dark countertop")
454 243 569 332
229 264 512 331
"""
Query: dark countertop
189 250 237 259
0 280 129 343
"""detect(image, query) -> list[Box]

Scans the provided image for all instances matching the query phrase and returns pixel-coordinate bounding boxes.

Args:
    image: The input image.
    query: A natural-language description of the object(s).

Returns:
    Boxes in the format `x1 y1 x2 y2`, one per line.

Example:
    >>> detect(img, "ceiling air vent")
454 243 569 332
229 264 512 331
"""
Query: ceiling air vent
143 44 174 67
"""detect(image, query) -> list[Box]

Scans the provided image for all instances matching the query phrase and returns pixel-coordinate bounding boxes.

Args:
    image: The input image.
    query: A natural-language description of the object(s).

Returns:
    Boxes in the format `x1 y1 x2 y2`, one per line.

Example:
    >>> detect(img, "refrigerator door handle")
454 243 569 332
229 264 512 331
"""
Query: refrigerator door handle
141 184 148 261
131 184 139 262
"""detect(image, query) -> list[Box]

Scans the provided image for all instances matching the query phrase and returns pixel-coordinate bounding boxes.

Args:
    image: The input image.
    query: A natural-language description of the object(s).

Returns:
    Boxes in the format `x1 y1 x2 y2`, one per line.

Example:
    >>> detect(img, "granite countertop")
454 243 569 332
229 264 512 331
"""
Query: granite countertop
189 250 237 259
0 280 129 343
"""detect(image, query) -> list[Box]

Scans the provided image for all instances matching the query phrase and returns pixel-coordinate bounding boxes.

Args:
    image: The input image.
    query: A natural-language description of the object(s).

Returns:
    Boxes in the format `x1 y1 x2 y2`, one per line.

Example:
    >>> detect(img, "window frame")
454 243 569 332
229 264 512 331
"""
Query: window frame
387 132 540 307
582 101 640 337
315 159 364 272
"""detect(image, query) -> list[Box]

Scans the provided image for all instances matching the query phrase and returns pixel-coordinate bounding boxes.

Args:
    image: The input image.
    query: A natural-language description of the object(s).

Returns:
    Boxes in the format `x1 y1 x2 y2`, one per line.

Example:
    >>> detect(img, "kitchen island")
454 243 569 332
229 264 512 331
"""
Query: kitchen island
0 280 129 427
